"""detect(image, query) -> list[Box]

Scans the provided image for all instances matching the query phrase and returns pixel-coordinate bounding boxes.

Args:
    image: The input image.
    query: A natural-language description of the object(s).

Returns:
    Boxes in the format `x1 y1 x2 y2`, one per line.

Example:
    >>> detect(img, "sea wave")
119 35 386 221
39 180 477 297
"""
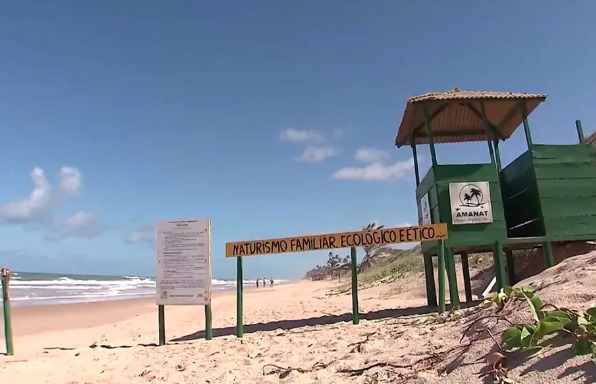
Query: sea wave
10 277 286 287
6 273 288 307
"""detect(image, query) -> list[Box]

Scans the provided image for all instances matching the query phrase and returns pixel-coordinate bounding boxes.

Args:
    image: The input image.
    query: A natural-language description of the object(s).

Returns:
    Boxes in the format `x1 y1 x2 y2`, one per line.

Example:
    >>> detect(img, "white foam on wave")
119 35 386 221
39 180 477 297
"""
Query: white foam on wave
11 277 154 286
8 291 157 306
8 274 289 307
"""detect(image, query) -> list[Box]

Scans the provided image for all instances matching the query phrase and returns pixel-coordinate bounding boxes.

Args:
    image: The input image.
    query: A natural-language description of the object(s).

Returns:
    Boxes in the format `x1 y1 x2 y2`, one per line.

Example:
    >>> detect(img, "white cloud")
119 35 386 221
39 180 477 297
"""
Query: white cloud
332 158 415 181
0 167 53 222
355 148 390 163
280 128 324 143
46 211 104 240
58 166 82 197
297 145 339 162
0 166 103 240
124 224 155 245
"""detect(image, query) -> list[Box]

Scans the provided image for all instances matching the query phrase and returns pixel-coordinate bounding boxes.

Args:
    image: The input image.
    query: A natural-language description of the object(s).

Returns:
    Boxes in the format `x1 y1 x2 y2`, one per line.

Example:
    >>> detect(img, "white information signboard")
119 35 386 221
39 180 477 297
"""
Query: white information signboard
449 182 493 225
420 193 431 225
156 218 211 305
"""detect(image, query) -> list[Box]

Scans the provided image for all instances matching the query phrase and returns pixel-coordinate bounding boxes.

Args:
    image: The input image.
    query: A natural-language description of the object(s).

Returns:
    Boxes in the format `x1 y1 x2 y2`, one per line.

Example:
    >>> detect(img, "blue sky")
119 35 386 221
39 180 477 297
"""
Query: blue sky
1 2 595 279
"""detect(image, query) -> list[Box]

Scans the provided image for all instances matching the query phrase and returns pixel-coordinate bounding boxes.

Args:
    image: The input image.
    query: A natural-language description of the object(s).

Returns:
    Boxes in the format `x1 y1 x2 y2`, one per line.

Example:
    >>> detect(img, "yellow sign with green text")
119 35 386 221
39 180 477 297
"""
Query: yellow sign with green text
225 223 448 257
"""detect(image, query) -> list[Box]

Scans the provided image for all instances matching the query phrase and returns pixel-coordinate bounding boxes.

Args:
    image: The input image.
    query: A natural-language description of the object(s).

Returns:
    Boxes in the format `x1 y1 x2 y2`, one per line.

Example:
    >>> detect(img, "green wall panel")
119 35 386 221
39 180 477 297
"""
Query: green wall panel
531 144 596 240
416 163 507 253
534 163 595 179
499 151 545 238
413 142 596 255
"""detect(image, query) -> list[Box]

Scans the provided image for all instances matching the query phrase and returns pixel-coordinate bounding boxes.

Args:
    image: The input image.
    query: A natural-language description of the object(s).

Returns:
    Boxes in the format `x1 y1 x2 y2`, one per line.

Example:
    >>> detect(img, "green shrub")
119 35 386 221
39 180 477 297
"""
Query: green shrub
483 286 596 359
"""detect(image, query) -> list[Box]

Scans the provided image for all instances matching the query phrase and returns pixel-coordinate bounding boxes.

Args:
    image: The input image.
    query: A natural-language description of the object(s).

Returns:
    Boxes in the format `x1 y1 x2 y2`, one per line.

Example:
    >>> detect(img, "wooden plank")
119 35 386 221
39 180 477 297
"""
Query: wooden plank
531 144 596 160
434 163 500 182
543 217 596 238
416 167 436 200
225 224 448 257
460 252 473 302
504 236 546 244
537 179 596 198
532 157 595 165
534 163 596 180
540 197 596 216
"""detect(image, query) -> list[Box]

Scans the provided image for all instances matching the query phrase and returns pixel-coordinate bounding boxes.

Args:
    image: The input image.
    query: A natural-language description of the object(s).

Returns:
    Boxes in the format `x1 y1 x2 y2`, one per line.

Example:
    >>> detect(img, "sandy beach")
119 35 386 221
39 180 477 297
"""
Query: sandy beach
2 255 595 384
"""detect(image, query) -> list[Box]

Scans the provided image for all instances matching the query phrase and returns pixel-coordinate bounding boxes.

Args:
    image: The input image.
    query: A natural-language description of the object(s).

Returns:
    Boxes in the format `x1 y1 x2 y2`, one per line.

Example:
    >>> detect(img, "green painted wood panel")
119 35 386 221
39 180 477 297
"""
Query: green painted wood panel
534 163 595 179
416 168 438 254
416 167 435 200
434 164 500 182
417 164 507 253
536 180 596 198
499 151 545 238
543 217 596 237
540 197 596 217
415 143 596 255
531 144 596 240
532 144 596 160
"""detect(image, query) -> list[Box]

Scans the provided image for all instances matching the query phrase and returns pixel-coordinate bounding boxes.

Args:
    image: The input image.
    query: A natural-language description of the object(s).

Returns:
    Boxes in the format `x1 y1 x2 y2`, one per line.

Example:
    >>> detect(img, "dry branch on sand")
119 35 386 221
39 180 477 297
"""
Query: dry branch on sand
262 361 333 379
337 344 472 383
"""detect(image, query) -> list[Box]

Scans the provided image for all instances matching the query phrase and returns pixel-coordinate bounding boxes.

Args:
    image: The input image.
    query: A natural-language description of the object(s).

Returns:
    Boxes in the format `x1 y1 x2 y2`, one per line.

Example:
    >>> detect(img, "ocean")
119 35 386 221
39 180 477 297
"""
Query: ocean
4 272 284 307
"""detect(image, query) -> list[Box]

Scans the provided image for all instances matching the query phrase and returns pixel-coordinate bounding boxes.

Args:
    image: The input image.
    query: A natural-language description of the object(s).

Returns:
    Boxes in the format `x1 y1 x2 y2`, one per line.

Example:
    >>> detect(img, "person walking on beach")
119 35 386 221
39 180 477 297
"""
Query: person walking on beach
262 277 266 288
256 278 259 288
270 277 274 287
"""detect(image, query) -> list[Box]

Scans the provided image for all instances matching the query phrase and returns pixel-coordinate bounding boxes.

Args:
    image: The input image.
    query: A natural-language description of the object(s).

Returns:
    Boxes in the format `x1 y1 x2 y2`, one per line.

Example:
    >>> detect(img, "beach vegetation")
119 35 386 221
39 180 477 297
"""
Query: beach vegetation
357 247 424 287
482 285 596 360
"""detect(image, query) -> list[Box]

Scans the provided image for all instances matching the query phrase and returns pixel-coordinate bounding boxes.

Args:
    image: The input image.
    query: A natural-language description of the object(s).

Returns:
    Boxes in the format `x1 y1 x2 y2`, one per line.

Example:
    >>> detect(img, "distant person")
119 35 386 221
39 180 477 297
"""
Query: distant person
256 279 259 288
270 277 274 287
263 277 266 288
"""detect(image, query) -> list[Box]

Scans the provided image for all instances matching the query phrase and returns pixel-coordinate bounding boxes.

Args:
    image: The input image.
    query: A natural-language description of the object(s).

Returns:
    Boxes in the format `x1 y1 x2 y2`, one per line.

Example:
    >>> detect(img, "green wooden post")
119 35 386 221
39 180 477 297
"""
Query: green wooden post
411 141 420 186
437 240 446 314
520 102 533 149
543 241 555 268
493 139 503 171
1 269 14 356
421 105 438 166
575 120 585 143
460 252 473 303
486 140 496 165
423 254 437 307
480 103 496 165
158 305 166 346
505 249 516 286
350 247 360 325
493 241 507 289
236 256 244 338
445 248 460 308
204 302 213 340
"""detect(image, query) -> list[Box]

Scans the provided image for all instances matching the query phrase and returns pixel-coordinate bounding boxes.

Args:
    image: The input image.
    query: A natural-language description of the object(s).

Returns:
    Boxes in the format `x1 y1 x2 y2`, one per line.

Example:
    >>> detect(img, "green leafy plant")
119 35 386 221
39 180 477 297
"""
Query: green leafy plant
485 285 596 359
482 286 535 310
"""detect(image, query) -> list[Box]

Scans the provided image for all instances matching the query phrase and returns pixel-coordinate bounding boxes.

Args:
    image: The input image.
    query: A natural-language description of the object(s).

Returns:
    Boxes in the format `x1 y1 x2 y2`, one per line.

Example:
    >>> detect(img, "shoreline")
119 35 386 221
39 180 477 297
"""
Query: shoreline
7 283 287 338
7 279 294 308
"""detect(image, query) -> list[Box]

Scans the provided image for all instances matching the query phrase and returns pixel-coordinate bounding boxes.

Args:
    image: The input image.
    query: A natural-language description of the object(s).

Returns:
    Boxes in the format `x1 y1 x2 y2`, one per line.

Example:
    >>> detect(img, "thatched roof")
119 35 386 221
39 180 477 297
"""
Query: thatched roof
395 89 547 147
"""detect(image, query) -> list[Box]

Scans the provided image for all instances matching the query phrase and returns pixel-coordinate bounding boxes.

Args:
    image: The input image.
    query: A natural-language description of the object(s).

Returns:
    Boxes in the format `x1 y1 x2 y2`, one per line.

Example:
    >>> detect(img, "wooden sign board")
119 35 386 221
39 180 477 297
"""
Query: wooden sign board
225 223 447 257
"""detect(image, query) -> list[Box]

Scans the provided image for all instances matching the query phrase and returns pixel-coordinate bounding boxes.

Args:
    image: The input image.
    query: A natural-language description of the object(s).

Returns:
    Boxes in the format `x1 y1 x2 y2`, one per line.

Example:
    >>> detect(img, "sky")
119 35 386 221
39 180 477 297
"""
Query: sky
1 1 595 279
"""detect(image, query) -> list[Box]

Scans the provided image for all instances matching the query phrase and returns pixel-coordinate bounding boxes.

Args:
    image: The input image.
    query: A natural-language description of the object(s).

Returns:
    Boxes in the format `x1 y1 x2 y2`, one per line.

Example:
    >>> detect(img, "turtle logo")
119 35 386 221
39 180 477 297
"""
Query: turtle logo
458 184 484 208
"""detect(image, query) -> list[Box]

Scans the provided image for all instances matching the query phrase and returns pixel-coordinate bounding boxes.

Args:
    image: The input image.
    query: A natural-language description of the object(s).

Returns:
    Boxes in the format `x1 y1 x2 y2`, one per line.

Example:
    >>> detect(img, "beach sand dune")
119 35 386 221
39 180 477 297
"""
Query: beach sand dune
2 254 595 383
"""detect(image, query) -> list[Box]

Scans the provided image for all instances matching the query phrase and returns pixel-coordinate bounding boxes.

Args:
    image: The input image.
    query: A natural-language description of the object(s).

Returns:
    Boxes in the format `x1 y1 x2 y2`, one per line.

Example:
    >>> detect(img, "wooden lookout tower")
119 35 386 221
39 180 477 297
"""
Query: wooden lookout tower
394 89 596 310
